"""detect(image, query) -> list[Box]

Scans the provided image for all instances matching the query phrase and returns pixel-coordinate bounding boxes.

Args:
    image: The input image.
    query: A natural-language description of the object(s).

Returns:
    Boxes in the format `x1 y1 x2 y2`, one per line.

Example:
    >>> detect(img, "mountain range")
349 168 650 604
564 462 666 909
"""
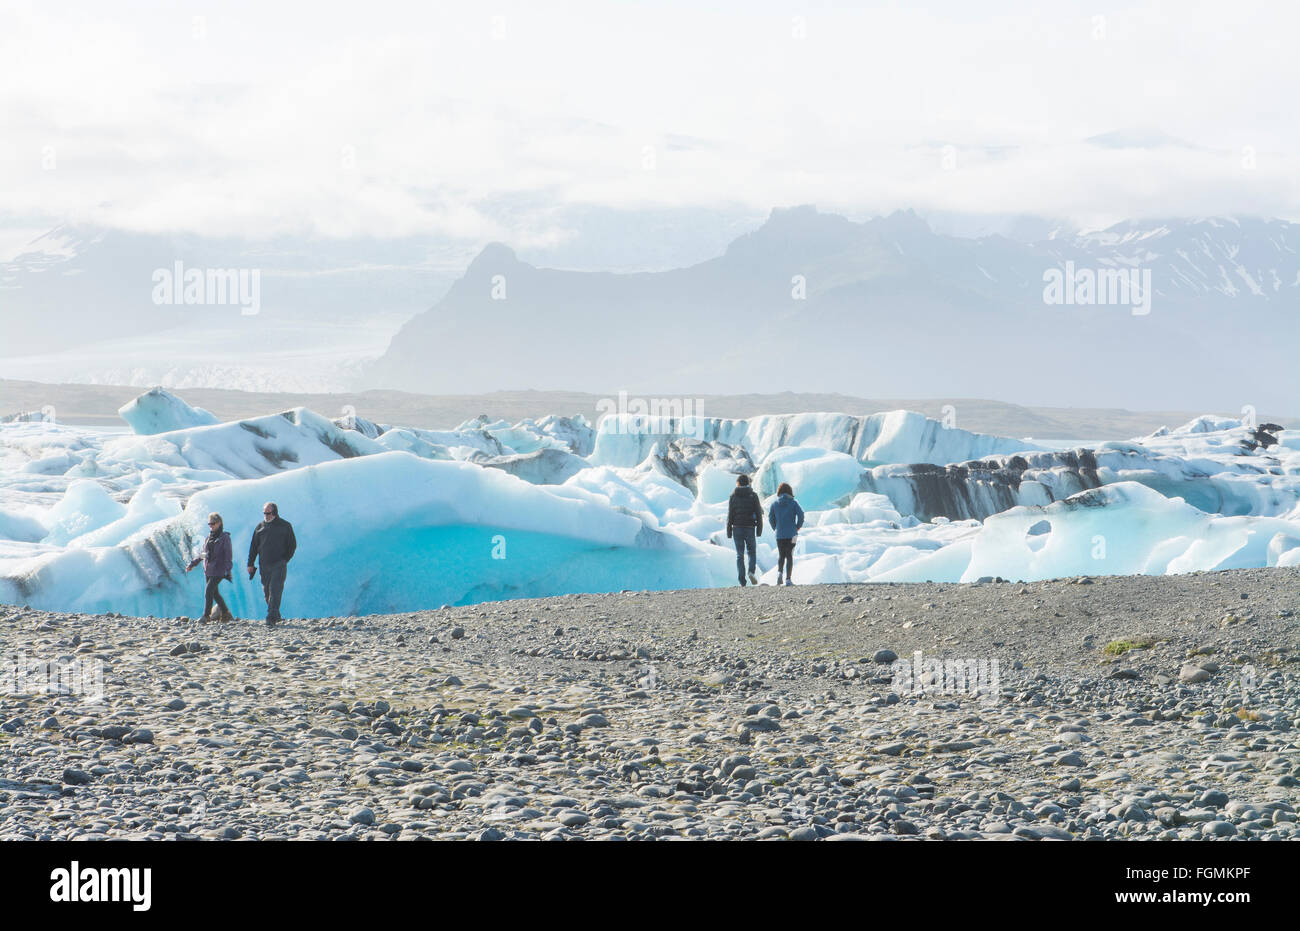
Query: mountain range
3 207 1296 410
369 207 1298 410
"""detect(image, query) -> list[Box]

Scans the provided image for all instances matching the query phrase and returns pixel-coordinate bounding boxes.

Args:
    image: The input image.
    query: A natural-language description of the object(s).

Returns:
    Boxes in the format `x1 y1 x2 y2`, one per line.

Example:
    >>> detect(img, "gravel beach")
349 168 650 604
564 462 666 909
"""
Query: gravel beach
2 567 1298 841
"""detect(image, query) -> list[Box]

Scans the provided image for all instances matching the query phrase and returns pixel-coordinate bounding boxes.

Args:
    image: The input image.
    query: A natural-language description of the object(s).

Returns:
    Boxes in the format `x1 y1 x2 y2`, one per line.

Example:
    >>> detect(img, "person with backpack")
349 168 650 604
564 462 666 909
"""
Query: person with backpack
247 501 296 627
725 474 763 586
768 482 805 586
186 511 233 621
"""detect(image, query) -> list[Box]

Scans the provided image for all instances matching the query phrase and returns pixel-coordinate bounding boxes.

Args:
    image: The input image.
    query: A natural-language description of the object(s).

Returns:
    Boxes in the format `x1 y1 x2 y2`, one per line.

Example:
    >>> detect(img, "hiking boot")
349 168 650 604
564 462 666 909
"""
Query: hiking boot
218 607 234 622
784 578 794 586
266 616 279 628
748 571 758 585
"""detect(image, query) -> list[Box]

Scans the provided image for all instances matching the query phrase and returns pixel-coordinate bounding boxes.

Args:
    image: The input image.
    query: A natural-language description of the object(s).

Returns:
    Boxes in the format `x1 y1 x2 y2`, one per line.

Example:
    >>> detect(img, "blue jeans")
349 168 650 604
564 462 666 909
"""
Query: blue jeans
733 526 756 582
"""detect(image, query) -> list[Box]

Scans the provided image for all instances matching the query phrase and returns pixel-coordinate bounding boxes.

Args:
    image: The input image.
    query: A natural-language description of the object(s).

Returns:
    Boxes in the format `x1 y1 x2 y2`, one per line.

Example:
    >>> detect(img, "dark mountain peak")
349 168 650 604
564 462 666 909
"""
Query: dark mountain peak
757 204 854 235
868 208 934 236
724 205 860 261
466 242 520 272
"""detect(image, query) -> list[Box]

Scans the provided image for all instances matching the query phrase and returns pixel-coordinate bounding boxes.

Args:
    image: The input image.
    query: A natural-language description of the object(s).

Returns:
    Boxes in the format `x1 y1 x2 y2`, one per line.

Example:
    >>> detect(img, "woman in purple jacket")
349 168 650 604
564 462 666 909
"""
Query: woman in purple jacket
187 512 233 621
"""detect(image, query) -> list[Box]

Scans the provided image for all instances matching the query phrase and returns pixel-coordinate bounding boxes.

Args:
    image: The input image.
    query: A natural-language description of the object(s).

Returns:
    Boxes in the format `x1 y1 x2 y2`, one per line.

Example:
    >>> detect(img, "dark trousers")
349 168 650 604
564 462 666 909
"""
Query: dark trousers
203 576 229 619
259 560 287 621
777 538 796 580
732 526 757 582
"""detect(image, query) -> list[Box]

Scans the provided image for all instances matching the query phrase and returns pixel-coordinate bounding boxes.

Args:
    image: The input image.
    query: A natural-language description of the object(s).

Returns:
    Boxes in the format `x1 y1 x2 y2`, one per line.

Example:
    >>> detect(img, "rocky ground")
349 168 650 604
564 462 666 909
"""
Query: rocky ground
1 567 1298 841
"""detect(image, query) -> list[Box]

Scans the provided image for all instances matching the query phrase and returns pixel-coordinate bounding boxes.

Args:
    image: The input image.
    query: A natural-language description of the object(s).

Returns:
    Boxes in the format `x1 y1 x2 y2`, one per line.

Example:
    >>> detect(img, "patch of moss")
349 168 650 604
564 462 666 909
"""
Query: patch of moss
1102 636 1158 656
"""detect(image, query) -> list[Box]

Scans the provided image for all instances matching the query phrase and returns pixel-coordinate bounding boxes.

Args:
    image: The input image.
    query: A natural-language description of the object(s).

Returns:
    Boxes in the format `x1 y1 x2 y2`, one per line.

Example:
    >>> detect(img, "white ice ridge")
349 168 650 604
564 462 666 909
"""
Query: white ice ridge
117 386 219 435
0 391 1297 616
869 482 1300 584
588 410 1042 469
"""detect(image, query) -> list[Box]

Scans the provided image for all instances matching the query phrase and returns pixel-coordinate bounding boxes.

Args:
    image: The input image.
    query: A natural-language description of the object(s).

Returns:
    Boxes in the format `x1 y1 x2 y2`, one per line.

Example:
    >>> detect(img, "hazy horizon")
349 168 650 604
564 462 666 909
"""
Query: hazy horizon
4 0 1299 248
3 1 1297 411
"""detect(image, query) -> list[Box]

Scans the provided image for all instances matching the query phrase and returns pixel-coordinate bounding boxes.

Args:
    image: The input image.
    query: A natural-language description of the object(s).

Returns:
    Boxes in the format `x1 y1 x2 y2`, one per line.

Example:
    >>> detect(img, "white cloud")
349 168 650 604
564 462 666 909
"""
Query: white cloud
1 0 1297 242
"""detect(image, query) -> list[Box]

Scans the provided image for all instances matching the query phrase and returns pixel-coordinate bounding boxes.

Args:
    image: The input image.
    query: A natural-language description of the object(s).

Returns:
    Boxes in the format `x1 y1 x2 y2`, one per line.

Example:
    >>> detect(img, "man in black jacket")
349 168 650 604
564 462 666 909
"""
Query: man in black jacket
725 474 763 586
247 501 296 626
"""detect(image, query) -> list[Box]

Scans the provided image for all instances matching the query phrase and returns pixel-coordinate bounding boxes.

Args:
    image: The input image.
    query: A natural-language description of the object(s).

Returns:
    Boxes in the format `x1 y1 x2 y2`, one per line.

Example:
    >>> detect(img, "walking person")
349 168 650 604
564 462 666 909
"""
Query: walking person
247 501 296 627
725 474 763 586
186 512 233 621
768 483 805 586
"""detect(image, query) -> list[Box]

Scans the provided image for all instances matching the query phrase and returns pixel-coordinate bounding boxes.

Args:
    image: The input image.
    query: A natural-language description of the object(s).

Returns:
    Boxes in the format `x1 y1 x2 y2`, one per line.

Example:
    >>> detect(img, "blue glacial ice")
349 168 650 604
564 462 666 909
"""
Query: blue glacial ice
0 453 733 618
0 392 1297 616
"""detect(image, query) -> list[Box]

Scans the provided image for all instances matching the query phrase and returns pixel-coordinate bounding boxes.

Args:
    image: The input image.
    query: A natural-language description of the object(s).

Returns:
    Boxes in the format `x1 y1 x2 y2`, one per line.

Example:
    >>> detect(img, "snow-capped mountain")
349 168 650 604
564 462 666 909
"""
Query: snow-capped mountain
1071 216 1300 300
367 207 1299 410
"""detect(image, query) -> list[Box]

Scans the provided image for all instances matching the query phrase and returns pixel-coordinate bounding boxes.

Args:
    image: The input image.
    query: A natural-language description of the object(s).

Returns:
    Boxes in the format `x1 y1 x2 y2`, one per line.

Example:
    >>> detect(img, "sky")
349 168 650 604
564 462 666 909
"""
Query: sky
2 0 1298 247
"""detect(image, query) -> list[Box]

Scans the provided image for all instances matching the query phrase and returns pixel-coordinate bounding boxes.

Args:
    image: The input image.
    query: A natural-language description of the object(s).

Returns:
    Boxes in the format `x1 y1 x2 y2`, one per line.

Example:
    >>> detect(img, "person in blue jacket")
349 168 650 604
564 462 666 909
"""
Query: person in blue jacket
768 483 804 586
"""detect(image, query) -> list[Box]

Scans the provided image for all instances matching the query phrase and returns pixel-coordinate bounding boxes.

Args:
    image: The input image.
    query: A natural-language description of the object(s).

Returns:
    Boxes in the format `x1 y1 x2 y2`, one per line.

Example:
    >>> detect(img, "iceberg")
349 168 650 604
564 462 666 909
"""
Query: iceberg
0 453 732 618
753 447 864 511
0 506 47 543
561 466 697 529
1 387 1297 615
481 448 589 485
589 410 1041 470
857 439 1300 522
875 481 1300 584
102 407 383 479
41 480 126 546
642 438 755 496
118 386 219 435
